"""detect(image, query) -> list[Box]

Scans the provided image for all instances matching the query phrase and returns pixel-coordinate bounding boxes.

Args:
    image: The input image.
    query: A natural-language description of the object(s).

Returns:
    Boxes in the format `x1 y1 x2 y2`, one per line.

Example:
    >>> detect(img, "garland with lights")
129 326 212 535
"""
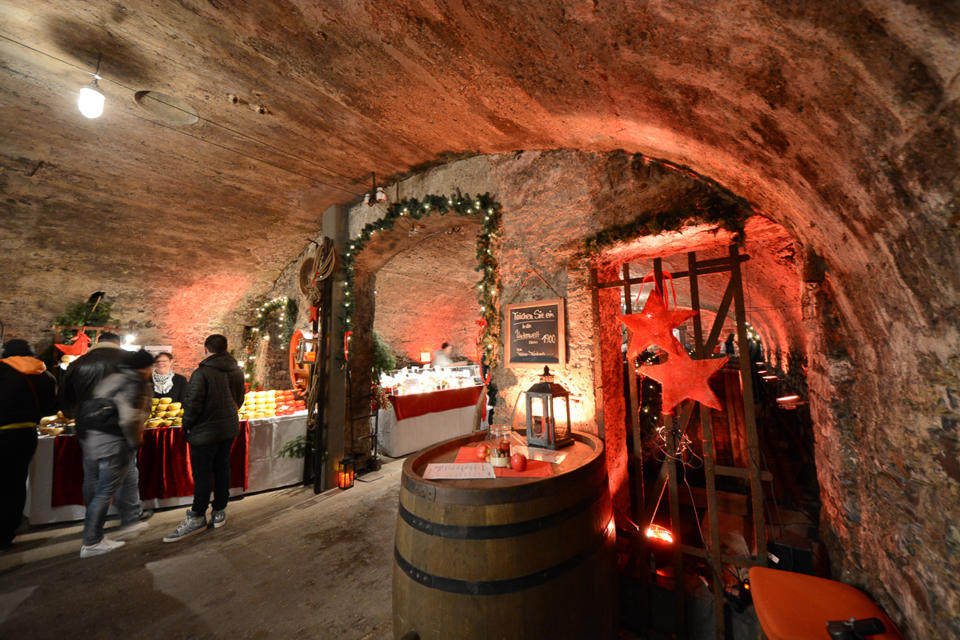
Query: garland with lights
582 167 753 254
339 192 503 368
253 296 298 346
242 296 298 387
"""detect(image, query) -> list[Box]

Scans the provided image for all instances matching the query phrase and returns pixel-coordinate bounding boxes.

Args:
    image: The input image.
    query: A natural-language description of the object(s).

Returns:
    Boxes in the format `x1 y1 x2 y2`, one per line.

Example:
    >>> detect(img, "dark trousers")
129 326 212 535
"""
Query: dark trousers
0 427 38 546
190 439 234 514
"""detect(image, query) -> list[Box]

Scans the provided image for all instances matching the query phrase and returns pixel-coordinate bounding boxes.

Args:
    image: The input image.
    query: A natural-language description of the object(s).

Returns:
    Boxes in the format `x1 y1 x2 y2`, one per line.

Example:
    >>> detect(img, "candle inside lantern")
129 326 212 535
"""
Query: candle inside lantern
337 457 356 489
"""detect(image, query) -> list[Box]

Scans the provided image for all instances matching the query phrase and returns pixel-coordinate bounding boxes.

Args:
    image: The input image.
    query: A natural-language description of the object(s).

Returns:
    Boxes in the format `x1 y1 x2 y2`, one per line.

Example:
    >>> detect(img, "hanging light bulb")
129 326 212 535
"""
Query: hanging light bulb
78 82 104 118
78 54 104 119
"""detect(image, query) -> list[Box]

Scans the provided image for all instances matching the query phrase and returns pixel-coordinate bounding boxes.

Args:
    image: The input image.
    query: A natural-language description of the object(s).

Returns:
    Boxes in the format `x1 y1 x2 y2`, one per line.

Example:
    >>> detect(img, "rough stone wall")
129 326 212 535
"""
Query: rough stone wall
336 151 748 512
373 228 479 363
324 148 960 637
2 0 953 630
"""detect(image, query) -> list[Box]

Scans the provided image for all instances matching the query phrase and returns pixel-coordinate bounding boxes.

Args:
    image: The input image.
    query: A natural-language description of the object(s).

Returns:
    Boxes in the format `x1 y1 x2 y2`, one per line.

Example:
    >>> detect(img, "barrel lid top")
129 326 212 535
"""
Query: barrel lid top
402 430 605 496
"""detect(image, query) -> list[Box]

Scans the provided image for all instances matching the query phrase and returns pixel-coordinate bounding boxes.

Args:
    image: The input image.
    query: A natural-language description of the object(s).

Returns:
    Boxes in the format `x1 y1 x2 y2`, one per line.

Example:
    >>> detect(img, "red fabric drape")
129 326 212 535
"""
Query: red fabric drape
51 434 84 506
50 422 250 507
388 385 484 421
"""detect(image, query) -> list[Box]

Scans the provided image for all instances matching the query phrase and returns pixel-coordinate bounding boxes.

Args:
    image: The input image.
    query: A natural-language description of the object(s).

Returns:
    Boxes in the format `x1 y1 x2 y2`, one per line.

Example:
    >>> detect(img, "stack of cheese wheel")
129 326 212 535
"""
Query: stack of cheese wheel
148 397 184 428
238 389 307 421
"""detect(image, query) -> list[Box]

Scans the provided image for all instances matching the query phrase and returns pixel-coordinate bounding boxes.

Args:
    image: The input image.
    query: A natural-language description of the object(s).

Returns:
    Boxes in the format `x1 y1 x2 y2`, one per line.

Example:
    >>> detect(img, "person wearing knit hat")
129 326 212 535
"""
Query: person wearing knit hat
0 338 57 548
77 349 154 558
1 339 34 358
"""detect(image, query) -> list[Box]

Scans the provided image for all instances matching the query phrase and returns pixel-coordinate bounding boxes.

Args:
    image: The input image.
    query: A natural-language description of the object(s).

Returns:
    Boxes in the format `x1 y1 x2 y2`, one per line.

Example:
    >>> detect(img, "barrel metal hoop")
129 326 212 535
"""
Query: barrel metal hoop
393 521 610 596
402 473 437 501
399 493 602 539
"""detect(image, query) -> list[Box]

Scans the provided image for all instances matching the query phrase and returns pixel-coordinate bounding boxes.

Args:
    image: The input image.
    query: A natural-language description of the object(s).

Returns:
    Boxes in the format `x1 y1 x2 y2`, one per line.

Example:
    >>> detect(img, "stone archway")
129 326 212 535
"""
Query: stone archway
341 196 500 456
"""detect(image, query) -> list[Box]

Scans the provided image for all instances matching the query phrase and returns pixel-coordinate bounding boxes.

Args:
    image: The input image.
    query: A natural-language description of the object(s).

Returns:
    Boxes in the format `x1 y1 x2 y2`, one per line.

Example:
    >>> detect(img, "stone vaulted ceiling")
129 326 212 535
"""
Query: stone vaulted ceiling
3 0 956 349
2 2 960 636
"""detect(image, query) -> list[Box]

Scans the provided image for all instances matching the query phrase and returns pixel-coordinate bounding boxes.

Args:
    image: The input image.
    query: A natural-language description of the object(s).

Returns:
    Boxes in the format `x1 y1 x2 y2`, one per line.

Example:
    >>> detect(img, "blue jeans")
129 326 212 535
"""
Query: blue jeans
81 448 142 545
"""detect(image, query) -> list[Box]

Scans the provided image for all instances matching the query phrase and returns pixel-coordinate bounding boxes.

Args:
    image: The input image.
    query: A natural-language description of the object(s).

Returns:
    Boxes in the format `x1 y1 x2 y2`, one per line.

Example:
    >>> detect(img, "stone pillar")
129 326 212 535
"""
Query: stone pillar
322 205 349 491
595 262 630 517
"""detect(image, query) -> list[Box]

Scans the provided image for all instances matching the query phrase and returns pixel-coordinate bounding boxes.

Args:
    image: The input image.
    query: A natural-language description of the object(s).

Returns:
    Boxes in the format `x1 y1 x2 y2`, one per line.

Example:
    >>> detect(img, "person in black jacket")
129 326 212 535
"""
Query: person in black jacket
58 332 128 509
59 332 126 420
0 339 57 548
163 334 244 542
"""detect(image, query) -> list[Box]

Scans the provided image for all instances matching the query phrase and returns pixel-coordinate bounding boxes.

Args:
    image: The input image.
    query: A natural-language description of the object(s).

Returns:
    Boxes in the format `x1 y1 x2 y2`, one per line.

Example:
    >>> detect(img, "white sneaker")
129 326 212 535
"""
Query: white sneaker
113 520 149 541
80 538 126 559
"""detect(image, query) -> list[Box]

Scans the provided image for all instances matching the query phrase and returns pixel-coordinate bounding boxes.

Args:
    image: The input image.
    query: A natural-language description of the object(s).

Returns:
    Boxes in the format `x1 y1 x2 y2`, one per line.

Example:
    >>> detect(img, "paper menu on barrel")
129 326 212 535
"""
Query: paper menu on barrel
424 463 496 479
505 298 566 367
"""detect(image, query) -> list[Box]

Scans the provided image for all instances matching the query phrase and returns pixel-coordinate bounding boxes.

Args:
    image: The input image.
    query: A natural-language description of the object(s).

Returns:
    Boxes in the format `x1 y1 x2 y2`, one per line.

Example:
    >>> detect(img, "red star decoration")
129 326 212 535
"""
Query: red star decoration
620 290 696 358
55 331 91 357
640 350 728 413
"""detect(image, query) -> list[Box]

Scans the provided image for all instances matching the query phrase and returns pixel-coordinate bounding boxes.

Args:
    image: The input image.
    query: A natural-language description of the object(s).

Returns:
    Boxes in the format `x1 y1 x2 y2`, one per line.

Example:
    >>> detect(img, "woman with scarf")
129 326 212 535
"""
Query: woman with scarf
152 352 187 402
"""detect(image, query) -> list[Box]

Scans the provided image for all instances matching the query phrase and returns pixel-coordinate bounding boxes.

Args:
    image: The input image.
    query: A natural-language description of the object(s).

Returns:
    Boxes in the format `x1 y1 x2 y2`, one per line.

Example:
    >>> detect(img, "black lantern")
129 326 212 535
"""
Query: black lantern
337 457 356 490
524 366 574 449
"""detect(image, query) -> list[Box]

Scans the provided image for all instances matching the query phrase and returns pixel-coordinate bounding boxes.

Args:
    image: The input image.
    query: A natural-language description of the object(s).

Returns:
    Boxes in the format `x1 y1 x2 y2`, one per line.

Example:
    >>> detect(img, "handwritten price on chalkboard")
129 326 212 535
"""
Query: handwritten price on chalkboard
505 298 566 367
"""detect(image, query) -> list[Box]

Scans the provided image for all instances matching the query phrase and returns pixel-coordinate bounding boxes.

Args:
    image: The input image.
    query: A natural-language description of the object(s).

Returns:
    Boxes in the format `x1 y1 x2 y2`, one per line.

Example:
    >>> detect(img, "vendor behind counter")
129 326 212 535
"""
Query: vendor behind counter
152 352 187 402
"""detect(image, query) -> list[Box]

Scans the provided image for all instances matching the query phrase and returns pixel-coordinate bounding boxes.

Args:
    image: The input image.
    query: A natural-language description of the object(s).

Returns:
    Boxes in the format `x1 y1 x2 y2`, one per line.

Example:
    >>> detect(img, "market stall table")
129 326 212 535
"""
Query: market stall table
378 385 486 457
26 413 307 525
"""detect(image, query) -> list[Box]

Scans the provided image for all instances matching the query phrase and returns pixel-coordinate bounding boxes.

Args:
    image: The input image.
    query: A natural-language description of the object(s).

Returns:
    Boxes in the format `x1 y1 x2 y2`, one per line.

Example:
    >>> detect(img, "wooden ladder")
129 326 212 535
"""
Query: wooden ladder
620 246 769 639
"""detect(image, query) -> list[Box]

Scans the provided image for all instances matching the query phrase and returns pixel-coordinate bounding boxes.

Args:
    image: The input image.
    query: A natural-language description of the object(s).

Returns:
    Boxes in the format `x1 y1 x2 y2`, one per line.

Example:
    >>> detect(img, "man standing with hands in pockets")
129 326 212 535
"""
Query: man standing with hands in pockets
164 334 244 542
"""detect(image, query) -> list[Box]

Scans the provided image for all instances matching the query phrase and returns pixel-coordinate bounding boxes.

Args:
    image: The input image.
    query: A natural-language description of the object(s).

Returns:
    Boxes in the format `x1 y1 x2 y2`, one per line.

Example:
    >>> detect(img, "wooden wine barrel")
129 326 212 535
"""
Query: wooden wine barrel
393 430 615 640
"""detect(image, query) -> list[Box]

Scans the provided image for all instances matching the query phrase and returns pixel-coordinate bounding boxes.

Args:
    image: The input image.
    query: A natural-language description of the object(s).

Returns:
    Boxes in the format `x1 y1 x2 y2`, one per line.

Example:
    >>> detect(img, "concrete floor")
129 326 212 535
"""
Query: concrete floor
0 459 403 640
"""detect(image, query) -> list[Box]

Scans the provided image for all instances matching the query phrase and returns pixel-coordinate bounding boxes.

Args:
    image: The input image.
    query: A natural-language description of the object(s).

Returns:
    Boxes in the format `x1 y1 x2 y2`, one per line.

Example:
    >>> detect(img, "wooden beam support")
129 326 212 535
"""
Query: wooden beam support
678 544 766 569
664 413 686 639
689 250 725 640
729 244 767 562
703 279 735 355
677 485 750 517
715 465 773 482
623 262 645 513
591 254 750 290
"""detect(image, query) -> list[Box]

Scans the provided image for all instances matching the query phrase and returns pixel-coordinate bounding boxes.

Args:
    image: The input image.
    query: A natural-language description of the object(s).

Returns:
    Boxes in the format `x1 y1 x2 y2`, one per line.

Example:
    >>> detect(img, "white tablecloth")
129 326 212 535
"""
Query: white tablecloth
245 413 306 492
25 414 307 525
377 392 486 458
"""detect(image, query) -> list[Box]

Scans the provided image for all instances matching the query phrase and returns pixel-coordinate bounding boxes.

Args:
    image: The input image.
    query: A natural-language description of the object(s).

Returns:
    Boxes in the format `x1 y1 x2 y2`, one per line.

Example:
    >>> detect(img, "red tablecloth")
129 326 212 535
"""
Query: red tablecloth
388 385 484 421
51 422 250 507
454 445 553 478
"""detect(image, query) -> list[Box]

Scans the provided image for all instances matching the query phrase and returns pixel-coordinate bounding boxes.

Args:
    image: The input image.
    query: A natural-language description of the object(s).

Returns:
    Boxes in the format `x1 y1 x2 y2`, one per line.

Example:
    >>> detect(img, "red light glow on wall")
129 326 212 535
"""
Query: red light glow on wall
162 272 253 370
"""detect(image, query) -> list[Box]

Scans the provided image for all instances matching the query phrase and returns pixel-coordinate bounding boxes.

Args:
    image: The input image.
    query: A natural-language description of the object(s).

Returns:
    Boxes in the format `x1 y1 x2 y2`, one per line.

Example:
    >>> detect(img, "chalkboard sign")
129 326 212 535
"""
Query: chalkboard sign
505 298 566 367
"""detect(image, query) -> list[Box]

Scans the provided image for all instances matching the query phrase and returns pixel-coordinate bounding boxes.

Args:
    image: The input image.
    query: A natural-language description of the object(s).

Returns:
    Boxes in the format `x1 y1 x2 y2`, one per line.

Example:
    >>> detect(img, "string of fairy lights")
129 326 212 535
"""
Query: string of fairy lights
242 296 297 383
339 192 503 369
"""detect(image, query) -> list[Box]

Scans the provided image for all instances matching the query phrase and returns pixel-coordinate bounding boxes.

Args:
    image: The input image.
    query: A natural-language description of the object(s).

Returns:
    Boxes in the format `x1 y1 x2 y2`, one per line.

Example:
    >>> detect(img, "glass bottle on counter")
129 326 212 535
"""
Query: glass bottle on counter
486 424 512 468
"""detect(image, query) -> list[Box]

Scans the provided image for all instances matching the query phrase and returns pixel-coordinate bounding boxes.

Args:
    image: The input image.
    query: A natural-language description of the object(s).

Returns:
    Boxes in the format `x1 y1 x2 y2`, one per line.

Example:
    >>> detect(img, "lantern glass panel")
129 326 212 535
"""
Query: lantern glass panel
337 457 356 489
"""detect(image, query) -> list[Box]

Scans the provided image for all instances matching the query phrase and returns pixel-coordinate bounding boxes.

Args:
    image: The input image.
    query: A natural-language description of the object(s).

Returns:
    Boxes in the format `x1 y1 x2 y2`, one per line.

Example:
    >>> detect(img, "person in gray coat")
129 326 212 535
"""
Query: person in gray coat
78 349 154 558
163 334 244 542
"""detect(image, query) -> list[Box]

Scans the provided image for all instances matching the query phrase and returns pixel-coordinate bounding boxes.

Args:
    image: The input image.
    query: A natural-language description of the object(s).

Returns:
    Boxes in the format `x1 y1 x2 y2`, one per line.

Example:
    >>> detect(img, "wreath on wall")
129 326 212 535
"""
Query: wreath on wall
339 192 503 369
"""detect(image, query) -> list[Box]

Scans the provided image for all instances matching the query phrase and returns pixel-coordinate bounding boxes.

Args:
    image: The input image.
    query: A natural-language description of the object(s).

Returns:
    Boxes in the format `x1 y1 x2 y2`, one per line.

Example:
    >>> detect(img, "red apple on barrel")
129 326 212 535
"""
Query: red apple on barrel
510 453 527 471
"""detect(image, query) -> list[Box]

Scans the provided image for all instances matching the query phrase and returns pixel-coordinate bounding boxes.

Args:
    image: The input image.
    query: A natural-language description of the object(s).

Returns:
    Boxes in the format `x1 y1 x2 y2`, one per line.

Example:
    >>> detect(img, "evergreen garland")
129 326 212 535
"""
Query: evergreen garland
582 163 753 254
340 192 503 369
53 299 115 342
254 296 298 347
242 296 298 389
